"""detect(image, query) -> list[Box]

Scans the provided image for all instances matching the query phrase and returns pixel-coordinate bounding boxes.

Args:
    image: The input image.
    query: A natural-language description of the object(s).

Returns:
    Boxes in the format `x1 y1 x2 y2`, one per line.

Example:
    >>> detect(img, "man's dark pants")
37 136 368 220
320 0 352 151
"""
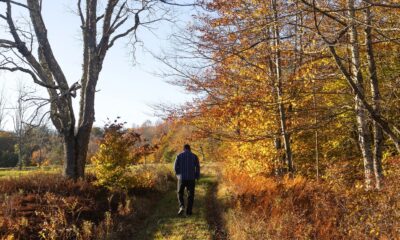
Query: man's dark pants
177 179 195 214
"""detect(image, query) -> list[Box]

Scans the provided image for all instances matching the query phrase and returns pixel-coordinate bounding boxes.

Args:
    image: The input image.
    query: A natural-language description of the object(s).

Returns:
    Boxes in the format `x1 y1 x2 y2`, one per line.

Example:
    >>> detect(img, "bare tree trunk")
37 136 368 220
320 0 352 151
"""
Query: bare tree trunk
364 6 383 189
348 0 374 189
63 131 77 178
271 0 293 173
63 127 92 179
18 134 23 170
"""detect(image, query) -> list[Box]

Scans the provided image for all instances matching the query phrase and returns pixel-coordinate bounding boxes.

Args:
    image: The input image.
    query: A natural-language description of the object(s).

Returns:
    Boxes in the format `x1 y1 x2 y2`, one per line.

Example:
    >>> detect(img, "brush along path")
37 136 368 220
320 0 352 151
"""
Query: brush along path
135 173 228 240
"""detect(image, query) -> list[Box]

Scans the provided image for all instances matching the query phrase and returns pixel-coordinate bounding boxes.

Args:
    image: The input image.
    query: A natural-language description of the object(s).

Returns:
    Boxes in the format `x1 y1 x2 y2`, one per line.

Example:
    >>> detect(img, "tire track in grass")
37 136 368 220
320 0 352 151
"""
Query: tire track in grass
204 177 228 240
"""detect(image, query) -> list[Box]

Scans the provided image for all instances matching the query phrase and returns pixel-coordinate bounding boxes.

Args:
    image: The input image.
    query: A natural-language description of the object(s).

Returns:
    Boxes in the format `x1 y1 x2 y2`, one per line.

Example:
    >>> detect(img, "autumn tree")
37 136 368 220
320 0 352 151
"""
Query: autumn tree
162 0 333 175
301 0 400 188
160 0 400 189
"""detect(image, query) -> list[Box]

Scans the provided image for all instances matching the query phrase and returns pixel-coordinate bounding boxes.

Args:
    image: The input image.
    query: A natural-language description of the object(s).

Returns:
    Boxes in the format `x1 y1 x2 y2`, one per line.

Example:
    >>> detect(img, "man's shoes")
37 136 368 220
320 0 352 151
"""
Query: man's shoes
186 211 192 216
178 207 185 215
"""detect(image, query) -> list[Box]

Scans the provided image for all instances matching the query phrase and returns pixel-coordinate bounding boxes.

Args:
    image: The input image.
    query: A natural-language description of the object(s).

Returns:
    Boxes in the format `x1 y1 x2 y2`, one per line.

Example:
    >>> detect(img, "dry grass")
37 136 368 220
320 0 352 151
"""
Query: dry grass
222 157 400 240
0 164 174 240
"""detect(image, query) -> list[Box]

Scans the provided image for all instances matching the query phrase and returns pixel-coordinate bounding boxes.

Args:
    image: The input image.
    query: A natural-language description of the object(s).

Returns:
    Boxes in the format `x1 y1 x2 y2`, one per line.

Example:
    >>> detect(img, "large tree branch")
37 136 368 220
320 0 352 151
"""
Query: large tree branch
0 39 16 48
27 0 69 90
110 1 128 30
77 0 98 128
77 0 85 26
0 66 59 89
3 1 56 89
97 0 120 59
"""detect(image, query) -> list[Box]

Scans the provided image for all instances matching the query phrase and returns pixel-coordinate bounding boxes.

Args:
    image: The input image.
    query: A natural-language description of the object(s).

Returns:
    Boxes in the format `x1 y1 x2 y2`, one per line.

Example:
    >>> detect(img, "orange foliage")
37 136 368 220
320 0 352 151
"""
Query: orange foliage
223 157 400 239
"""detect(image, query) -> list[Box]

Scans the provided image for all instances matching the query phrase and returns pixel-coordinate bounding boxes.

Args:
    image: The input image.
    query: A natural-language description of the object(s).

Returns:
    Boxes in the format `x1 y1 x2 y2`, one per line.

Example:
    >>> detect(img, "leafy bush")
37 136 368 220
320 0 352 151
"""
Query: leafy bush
127 165 174 192
91 120 140 191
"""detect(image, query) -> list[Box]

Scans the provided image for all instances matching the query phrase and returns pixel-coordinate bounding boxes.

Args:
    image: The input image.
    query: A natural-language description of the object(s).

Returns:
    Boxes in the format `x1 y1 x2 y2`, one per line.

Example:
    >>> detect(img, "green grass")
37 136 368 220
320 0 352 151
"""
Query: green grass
135 176 215 240
0 163 172 179
0 166 62 178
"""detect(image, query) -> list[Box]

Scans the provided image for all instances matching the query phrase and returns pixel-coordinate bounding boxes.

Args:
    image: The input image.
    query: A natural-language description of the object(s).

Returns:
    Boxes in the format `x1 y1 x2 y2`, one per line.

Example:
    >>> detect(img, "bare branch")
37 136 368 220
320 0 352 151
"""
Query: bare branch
77 0 85 26
0 66 59 89
3 0 56 89
0 39 16 48
159 0 199 7
108 9 142 48
0 0 31 10
362 0 400 8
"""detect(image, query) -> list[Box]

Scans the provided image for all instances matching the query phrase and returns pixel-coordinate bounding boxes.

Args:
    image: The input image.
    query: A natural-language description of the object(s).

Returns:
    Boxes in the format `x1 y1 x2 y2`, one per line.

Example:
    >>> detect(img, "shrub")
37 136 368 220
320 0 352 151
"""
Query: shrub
91 120 140 191
127 165 174 192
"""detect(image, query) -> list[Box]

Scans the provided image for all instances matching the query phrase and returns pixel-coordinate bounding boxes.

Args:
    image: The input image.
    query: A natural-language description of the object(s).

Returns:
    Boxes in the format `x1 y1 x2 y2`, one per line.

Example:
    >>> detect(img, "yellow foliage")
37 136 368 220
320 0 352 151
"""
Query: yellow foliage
91 121 140 191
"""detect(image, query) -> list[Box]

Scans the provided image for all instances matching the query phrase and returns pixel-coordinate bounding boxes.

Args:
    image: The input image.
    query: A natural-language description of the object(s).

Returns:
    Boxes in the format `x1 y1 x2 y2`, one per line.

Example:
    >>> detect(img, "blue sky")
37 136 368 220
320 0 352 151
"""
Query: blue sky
0 0 195 130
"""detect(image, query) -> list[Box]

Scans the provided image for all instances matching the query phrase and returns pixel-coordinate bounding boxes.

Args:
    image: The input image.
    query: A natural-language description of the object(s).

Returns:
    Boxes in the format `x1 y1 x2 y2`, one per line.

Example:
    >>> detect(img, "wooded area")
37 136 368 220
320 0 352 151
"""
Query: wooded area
163 0 400 190
1 0 400 239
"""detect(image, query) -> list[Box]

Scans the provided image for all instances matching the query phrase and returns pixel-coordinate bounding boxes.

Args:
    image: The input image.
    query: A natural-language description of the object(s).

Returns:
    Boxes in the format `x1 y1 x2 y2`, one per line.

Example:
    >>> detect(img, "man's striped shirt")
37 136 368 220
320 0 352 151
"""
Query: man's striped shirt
174 150 200 180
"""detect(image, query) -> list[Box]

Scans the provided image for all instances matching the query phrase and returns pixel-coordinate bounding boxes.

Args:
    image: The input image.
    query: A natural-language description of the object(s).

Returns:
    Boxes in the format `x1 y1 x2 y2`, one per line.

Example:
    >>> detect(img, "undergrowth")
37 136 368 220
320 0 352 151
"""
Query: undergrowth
0 164 174 240
222 157 400 240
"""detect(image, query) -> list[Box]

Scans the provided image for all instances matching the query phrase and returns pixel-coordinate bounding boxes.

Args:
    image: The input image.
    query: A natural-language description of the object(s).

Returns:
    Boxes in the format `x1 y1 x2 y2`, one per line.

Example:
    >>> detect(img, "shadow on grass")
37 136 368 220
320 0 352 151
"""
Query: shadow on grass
204 177 229 240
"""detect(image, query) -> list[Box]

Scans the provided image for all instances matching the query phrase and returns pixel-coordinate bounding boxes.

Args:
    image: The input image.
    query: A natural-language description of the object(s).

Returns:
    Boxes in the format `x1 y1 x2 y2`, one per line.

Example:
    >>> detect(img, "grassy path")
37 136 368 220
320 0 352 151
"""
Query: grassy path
135 174 227 240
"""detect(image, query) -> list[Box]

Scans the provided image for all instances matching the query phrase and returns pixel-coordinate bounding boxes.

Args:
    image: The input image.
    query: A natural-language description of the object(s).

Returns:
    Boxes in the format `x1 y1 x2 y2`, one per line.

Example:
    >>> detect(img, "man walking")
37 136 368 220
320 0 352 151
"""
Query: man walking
174 144 200 216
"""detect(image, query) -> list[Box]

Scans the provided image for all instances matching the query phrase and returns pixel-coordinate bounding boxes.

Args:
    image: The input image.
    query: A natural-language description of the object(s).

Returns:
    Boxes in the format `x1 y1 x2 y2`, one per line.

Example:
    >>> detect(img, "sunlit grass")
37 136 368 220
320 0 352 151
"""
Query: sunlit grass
0 166 62 178
135 176 214 240
0 163 172 179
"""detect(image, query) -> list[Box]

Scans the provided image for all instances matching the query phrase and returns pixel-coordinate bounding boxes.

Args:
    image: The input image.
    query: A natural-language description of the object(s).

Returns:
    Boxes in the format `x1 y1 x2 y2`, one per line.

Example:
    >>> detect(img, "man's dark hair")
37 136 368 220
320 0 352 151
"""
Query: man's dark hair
184 144 191 151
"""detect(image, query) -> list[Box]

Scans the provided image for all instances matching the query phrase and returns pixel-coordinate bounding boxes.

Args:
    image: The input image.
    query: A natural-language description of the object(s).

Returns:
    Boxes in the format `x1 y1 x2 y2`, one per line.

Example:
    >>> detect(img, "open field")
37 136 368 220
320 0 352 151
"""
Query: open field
0 163 229 239
0 167 62 179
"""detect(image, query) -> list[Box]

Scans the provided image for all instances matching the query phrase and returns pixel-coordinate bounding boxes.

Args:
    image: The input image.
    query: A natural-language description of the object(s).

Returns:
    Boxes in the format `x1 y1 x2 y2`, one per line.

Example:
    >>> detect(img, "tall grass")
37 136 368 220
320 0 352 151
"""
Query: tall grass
222 157 400 239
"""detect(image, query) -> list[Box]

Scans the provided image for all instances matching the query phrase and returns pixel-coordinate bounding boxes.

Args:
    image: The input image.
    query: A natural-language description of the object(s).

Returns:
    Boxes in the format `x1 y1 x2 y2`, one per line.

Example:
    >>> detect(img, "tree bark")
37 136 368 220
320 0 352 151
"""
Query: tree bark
63 125 93 179
63 132 77 179
271 0 293 173
347 0 374 189
364 6 383 189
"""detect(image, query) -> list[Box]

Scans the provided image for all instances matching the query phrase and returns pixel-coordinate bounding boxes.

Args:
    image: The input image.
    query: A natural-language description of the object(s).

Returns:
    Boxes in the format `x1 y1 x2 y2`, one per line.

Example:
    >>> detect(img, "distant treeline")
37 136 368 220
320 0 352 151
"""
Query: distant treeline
0 127 63 168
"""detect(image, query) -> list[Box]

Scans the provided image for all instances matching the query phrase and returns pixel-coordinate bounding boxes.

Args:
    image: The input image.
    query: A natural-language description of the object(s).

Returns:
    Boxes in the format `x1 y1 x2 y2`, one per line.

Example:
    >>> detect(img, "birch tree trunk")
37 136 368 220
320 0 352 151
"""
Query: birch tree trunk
364 6 383 189
347 0 374 189
271 0 293 173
